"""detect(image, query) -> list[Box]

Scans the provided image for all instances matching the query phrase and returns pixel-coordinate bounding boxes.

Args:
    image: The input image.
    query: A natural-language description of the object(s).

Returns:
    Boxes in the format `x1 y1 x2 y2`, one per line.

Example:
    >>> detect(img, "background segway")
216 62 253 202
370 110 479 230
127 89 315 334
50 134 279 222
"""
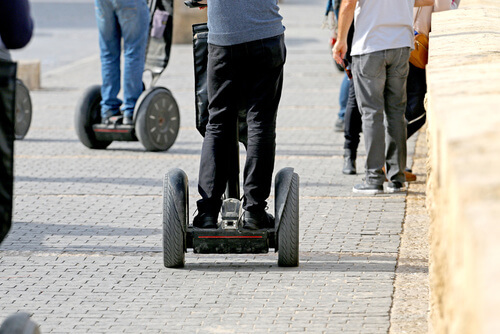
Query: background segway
163 168 188 268
275 168 300 267
14 79 32 140
135 87 180 152
74 85 112 149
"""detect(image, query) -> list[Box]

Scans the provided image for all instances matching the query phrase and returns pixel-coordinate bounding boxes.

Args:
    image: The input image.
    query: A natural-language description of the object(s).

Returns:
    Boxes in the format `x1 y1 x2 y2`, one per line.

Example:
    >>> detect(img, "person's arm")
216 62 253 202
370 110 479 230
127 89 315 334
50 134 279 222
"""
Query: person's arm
0 0 34 49
332 0 356 65
415 0 434 6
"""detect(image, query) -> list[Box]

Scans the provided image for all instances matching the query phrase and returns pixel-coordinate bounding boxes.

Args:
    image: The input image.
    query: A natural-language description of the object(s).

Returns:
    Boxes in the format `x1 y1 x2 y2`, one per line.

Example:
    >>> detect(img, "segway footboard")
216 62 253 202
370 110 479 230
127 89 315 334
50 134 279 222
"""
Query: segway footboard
93 123 137 142
187 228 276 254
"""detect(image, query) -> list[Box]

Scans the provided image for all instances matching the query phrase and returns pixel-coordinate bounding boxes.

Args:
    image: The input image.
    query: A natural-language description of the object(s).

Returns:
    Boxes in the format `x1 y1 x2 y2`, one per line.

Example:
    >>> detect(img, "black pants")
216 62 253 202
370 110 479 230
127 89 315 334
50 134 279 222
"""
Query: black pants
197 34 286 215
343 78 361 154
343 63 427 155
406 63 427 139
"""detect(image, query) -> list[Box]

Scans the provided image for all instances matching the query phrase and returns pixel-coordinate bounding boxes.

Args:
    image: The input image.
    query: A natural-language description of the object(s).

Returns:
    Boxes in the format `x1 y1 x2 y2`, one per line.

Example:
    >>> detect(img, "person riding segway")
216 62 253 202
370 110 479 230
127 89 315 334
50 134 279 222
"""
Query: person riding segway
75 0 179 152
162 0 300 268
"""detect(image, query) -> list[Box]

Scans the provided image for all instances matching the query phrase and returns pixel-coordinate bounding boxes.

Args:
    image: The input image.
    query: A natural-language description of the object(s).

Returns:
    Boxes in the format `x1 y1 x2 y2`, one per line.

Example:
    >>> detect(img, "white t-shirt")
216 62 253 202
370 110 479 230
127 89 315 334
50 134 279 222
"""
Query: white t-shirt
351 0 415 56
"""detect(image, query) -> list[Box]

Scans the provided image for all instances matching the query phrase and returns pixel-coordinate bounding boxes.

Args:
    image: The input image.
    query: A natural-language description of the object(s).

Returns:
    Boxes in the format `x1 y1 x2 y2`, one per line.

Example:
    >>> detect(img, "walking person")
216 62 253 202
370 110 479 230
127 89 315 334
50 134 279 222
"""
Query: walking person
94 0 150 125
193 0 286 229
333 0 433 194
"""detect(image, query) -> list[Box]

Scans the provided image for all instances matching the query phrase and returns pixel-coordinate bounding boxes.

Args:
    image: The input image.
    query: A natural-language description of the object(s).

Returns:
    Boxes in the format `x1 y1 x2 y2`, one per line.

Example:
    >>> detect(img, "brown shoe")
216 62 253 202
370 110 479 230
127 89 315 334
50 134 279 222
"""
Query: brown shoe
404 170 417 182
381 167 417 182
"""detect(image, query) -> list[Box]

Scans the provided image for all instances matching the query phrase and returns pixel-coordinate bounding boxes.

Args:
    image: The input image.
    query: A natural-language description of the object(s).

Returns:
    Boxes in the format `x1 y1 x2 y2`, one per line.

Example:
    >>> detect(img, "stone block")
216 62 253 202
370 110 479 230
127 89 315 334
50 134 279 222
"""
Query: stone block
17 59 41 90
426 3 500 334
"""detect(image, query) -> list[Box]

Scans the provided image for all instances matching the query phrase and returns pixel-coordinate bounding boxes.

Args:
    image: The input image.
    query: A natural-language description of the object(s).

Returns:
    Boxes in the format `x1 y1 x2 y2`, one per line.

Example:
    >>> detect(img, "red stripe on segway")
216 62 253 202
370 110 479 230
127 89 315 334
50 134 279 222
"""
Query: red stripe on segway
94 129 131 133
197 236 263 239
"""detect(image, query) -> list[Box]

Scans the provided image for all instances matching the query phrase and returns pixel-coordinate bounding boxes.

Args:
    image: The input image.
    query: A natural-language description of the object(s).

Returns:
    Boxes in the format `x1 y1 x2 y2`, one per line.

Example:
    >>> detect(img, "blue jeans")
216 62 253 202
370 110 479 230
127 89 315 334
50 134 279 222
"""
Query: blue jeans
338 73 349 119
95 0 149 118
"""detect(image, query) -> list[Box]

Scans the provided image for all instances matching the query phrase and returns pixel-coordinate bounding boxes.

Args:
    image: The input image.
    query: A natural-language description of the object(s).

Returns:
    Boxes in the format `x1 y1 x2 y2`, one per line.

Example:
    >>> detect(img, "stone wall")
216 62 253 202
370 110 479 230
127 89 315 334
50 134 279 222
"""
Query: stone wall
425 1 500 333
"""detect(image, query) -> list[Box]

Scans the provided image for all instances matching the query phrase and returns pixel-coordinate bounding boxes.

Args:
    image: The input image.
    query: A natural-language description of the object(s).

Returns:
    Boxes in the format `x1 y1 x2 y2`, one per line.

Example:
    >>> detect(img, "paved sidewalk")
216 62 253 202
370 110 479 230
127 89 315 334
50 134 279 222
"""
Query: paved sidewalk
0 0 428 332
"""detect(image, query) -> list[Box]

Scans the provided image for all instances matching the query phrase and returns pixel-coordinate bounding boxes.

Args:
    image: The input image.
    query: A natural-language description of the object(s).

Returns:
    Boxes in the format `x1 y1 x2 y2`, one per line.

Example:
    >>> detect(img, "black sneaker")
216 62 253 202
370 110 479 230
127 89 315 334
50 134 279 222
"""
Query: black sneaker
193 212 218 229
352 182 383 195
387 181 406 193
242 211 274 230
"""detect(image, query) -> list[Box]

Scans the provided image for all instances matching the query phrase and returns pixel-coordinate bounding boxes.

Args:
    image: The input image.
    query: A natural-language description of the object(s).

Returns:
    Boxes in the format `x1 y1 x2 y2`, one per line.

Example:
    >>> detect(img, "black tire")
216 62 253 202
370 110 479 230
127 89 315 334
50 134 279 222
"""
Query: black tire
275 168 300 267
74 85 112 149
135 87 180 152
163 168 188 268
14 80 32 140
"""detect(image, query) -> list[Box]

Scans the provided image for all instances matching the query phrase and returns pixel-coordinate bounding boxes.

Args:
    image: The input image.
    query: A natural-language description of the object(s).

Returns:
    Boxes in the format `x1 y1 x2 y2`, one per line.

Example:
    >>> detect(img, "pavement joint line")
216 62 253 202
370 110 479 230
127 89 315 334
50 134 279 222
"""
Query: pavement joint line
0 250 398 258
13 193 403 200
15 155 343 160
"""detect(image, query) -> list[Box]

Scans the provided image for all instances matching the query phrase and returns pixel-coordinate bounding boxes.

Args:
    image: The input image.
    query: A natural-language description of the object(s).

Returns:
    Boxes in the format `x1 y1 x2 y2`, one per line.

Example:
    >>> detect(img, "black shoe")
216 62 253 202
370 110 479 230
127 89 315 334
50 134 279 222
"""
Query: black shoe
352 182 383 195
122 116 134 125
342 156 356 175
193 212 218 229
387 181 406 193
242 210 274 230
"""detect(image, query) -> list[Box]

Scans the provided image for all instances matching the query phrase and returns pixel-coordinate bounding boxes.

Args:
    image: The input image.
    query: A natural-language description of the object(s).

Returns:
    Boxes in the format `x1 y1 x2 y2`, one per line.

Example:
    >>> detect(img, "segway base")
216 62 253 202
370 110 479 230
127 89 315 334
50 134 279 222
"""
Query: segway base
187 227 276 254
93 124 137 142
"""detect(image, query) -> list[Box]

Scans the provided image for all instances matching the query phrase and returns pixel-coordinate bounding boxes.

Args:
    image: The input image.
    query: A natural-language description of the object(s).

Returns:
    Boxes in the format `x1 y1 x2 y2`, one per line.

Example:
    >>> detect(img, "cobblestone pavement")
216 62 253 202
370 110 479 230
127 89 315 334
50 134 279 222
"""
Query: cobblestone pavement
1 0 422 332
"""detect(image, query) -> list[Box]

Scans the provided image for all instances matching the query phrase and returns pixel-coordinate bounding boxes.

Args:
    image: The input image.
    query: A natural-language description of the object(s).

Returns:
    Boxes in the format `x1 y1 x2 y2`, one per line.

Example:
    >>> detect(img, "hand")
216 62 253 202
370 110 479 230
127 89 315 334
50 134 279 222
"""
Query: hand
332 40 347 66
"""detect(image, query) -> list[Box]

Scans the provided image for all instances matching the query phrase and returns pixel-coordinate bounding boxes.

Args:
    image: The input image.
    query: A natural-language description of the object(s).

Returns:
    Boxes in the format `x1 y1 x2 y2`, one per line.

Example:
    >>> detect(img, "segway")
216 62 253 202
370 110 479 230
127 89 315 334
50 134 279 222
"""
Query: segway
75 0 180 152
162 8 299 268
14 79 32 140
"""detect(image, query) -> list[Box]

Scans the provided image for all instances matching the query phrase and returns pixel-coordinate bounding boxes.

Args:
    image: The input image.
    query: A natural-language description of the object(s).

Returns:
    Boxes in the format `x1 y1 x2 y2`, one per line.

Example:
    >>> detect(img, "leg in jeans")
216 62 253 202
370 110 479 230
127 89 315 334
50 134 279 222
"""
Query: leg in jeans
338 73 349 120
95 0 122 118
384 48 409 184
406 63 427 139
115 0 149 118
243 35 286 213
352 51 386 186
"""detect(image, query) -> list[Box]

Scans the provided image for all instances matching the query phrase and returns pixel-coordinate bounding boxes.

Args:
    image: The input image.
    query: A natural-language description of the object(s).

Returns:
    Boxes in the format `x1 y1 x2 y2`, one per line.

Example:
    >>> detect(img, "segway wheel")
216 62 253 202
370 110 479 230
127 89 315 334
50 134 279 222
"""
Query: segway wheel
163 168 188 268
14 80 32 140
0 312 41 334
135 87 180 152
275 168 300 267
74 85 112 149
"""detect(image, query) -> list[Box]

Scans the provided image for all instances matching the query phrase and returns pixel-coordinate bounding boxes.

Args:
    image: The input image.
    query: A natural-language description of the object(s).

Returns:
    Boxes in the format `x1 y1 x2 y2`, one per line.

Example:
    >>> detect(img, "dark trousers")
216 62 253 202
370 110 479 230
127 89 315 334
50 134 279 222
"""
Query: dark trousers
197 34 286 214
406 63 427 139
343 78 361 155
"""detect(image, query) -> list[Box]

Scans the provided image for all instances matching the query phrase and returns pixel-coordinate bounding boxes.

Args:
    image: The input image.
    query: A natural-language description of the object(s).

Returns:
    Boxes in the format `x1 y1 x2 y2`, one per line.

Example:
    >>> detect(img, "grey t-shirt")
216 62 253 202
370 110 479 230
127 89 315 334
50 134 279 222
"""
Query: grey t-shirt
207 0 285 46
351 0 414 56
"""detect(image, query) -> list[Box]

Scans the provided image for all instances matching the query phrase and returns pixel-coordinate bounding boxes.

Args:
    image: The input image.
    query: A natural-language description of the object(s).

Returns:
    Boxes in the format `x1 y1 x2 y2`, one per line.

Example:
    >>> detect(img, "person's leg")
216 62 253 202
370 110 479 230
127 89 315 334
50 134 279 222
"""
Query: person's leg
116 0 150 119
335 73 349 131
95 0 122 119
352 51 386 189
342 78 362 174
243 34 286 214
406 63 427 139
197 43 240 219
384 47 410 187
